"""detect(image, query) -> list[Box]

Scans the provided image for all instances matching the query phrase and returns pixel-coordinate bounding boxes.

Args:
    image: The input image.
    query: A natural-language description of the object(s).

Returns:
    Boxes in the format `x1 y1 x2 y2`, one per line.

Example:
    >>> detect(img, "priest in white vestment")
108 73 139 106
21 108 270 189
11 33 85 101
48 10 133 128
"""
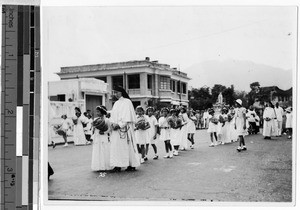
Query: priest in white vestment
263 102 276 139
109 86 140 172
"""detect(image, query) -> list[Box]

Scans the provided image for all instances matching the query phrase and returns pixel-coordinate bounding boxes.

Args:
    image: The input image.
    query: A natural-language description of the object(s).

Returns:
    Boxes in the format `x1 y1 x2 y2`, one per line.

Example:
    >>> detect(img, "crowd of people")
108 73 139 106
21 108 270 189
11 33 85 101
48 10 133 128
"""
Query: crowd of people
50 86 293 177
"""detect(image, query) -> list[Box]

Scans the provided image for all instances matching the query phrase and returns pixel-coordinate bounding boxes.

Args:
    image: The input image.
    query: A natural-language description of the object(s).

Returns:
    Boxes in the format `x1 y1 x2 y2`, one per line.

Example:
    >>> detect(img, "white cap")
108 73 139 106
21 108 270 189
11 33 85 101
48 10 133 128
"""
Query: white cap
236 99 242 106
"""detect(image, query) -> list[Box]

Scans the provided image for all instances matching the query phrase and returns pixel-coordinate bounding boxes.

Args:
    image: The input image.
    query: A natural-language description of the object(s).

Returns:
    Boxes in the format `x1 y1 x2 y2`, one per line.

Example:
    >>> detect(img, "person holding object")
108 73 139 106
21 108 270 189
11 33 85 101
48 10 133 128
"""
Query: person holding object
134 106 150 163
159 108 173 158
109 86 140 172
91 106 111 172
234 99 247 152
262 101 276 140
145 107 159 160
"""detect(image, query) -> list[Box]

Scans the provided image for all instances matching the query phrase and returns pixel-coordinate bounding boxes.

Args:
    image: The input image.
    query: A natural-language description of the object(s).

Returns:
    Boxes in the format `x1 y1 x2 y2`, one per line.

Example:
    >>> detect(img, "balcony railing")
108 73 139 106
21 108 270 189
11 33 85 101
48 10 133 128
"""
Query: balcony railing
128 89 141 95
128 89 153 95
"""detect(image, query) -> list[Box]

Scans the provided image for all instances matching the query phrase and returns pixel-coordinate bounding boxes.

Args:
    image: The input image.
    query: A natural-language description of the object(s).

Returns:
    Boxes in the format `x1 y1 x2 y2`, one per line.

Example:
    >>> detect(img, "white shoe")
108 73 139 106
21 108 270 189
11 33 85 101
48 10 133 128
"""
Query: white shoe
209 143 214 147
63 143 68 147
141 158 145 163
163 155 170 158
173 151 179 156
190 144 194 149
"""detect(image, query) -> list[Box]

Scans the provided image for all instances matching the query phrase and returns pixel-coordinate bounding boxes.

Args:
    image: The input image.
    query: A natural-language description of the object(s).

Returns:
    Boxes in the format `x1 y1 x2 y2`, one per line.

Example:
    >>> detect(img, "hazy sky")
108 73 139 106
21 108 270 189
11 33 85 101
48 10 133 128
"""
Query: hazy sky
42 6 297 89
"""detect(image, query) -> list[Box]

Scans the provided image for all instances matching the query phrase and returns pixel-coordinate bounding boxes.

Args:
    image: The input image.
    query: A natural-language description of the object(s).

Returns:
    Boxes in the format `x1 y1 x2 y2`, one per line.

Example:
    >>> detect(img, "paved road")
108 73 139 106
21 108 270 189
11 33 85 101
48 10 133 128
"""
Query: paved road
48 129 292 202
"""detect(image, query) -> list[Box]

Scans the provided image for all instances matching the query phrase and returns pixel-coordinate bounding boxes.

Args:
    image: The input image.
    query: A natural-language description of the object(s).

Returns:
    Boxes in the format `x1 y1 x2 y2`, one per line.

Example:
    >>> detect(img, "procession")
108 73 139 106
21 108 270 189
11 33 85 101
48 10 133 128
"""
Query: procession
48 85 293 178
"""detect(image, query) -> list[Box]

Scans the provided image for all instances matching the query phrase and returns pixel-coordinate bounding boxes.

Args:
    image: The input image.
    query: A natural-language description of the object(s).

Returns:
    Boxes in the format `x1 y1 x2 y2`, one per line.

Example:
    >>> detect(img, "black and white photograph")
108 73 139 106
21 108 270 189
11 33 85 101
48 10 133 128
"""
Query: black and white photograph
42 2 297 206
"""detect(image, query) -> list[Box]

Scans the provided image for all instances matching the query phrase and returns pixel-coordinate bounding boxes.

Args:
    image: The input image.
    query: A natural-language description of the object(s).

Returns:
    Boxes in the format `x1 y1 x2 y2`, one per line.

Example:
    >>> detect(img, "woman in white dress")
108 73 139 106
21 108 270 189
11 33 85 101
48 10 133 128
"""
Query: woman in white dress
91 106 112 172
109 86 140 172
73 107 88 146
262 102 276 139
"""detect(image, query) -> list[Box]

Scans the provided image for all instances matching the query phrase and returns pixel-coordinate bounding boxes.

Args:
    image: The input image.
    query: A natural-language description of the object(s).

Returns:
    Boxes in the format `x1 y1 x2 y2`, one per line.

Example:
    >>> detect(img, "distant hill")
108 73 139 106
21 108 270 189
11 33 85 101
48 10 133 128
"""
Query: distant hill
184 60 293 92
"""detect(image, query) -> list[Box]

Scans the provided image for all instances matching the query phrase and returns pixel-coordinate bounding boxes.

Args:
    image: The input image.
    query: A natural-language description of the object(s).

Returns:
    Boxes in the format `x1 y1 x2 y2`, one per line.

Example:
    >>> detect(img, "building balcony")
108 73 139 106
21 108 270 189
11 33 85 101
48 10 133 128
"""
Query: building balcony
128 89 153 96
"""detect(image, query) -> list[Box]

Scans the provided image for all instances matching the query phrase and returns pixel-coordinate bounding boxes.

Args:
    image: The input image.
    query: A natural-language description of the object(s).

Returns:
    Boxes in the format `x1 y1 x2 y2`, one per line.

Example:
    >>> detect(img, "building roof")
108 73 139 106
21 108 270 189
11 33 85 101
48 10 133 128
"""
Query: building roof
259 86 292 96
57 59 190 80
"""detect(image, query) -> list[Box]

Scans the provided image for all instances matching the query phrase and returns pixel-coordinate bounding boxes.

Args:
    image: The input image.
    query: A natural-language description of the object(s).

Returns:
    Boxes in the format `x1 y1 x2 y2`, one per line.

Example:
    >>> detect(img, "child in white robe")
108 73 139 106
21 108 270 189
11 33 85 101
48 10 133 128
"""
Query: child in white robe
285 107 293 139
207 109 218 147
159 108 173 158
73 107 89 146
91 106 111 172
145 107 159 160
262 102 276 139
134 106 150 163
187 111 197 149
235 99 248 152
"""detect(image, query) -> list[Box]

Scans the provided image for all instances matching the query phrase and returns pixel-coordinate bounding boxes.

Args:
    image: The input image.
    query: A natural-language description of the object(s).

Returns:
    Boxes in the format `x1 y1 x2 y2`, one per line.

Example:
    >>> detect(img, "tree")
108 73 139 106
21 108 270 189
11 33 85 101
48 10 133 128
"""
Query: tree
188 87 213 110
223 85 235 106
211 84 227 102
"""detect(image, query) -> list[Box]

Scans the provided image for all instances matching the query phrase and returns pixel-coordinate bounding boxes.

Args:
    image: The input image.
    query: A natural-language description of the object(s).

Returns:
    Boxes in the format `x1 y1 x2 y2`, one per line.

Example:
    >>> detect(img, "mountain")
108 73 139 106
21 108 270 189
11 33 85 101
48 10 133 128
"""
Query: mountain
183 60 293 92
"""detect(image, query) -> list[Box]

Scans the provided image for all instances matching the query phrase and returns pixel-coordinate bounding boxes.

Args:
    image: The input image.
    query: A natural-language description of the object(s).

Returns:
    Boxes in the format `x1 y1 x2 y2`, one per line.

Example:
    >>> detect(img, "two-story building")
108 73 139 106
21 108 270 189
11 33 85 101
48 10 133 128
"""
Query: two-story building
56 57 190 110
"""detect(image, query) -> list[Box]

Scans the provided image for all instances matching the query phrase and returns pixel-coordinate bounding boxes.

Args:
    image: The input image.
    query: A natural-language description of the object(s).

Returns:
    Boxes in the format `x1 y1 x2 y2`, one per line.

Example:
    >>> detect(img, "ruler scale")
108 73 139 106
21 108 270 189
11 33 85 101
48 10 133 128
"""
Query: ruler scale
1 5 40 210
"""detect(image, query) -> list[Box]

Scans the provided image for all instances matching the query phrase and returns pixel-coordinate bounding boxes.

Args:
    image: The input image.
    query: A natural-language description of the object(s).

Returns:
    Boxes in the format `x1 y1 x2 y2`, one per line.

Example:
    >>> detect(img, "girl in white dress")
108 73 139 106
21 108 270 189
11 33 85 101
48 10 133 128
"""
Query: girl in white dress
207 109 218 147
228 107 238 142
91 106 111 172
159 108 173 158
145 107 159 160
187 110 197 149
285 107 293 139
179 107 189 150
134 106 150 163
234 99 248 152
169 109 182 156
220 108 231 144
73 107 88 146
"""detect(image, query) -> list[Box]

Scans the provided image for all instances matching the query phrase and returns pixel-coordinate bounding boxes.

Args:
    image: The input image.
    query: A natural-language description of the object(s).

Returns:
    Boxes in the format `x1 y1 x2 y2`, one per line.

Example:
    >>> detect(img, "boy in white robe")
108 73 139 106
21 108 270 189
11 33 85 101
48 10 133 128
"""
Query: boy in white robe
262 102 276 139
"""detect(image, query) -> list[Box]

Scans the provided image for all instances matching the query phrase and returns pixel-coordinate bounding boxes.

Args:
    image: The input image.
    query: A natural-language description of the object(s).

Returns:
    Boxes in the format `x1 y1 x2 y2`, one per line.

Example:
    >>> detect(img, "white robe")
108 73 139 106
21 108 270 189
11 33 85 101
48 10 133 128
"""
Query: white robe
179 113 189 149
91 117 111 171
73 115 87 145
263 107 275 137
109 97 140 168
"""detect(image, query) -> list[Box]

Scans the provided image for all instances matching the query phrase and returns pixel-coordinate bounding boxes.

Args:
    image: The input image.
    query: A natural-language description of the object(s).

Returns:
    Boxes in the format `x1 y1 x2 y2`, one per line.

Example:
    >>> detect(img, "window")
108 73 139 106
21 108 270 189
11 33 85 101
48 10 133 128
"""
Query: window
160 76 170 90
96 76 107 83
182 83 187 94
170 80 176 92
112 75 123 88
177 81 181 93
128 74 140 89
147 75 152 89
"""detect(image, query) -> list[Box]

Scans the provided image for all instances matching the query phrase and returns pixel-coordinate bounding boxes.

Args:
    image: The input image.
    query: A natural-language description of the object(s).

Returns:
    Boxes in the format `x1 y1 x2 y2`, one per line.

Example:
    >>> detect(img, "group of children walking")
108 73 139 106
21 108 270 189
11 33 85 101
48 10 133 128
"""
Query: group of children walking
134 106 196 162
206 99 247 152
53 99 293 173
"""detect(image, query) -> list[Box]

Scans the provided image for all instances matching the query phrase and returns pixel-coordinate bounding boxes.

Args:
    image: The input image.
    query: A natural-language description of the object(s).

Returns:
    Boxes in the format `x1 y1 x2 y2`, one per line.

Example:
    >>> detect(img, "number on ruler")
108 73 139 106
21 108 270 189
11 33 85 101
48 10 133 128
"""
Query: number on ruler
5 109 13 115
35 51 39 57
